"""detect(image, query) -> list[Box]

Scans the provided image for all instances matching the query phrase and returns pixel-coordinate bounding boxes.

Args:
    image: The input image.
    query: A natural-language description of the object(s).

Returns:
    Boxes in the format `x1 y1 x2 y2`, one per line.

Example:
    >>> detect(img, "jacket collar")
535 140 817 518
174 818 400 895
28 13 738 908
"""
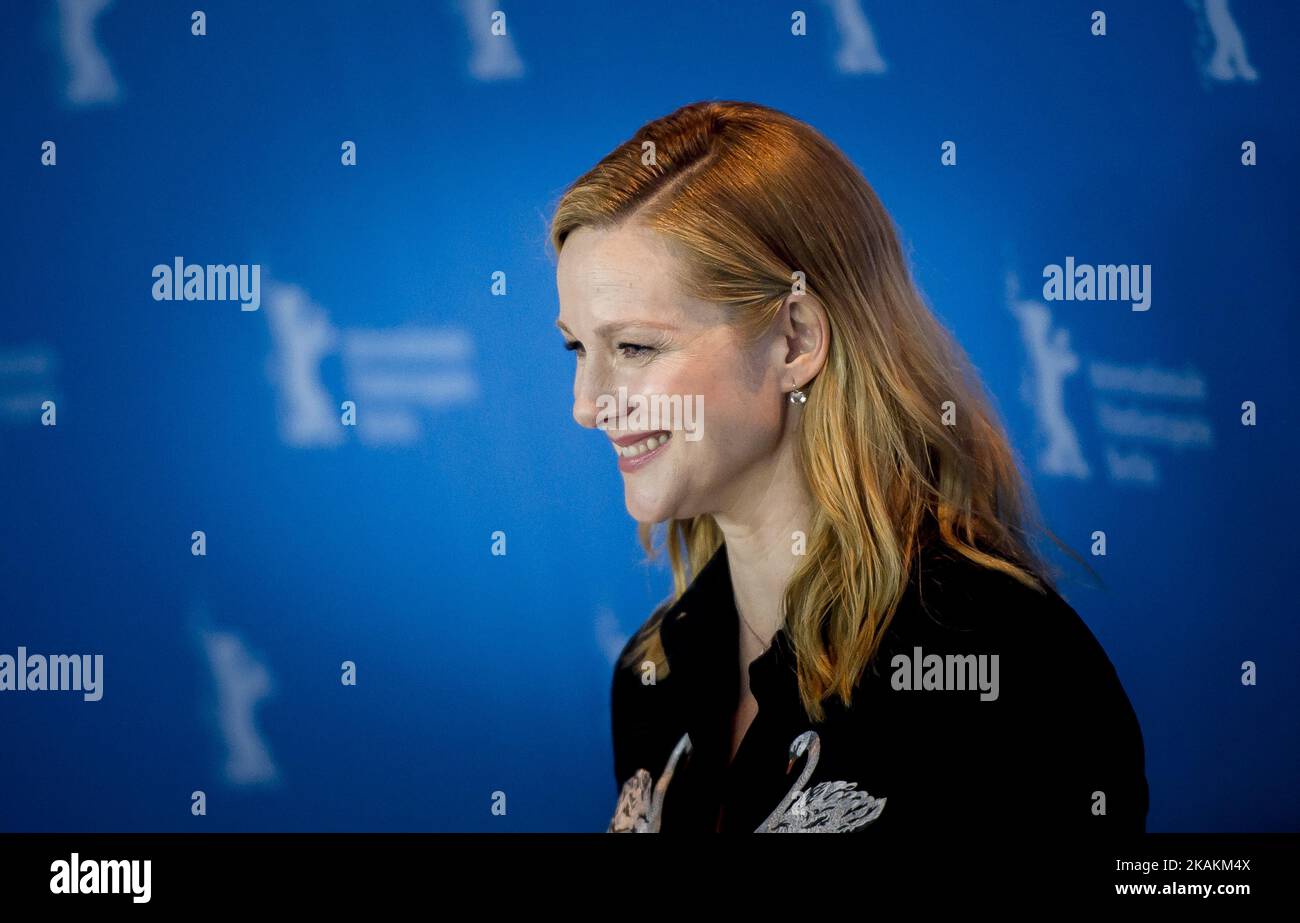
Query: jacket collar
657 543 803 722
653 536 976 744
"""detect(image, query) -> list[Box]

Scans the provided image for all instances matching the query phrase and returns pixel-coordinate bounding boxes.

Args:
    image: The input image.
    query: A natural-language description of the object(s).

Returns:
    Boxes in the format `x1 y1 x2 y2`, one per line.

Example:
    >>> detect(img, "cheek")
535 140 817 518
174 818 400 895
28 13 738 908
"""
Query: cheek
648 360 781 457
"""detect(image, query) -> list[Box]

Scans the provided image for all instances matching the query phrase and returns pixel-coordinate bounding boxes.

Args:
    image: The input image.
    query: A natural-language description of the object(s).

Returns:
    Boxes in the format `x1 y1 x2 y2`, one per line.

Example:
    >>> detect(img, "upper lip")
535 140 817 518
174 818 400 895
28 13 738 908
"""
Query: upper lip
607 429 670 447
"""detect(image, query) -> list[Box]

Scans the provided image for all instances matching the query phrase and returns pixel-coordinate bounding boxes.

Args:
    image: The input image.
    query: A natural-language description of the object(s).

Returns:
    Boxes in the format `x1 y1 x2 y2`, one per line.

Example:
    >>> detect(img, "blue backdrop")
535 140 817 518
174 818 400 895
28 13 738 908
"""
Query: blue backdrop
1 0 1296 832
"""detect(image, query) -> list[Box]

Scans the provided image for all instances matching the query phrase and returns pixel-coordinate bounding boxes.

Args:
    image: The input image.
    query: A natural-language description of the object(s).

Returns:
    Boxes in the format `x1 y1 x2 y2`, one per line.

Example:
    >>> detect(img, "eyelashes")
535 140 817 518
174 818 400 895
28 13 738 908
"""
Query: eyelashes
562 340 658 359
616 343 655 358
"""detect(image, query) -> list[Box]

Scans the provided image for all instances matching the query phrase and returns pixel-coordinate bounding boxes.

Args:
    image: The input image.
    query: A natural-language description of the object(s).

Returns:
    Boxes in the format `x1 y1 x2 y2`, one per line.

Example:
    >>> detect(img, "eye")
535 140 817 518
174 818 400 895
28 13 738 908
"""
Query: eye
563 340 583 355
617 342 656 359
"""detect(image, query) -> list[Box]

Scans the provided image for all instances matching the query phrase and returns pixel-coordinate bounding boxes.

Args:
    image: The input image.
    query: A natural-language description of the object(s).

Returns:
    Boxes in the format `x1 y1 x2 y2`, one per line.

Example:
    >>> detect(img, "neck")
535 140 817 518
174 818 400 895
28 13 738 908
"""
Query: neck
712 438 814 644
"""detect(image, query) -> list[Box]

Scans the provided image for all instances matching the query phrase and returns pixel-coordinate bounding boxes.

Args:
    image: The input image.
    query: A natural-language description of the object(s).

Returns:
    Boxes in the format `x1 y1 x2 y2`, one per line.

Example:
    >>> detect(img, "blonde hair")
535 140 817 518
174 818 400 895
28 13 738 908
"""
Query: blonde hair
550 100 1057 722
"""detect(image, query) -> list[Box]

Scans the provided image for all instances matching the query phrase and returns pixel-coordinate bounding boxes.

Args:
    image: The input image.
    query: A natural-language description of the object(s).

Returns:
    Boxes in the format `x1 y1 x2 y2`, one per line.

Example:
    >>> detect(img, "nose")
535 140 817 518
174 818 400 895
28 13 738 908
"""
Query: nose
571 360 607 431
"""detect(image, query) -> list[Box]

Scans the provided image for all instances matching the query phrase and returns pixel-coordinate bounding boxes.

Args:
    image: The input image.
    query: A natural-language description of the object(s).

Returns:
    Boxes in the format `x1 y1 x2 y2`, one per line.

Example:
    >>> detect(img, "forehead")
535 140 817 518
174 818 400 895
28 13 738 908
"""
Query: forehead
556 224 694 324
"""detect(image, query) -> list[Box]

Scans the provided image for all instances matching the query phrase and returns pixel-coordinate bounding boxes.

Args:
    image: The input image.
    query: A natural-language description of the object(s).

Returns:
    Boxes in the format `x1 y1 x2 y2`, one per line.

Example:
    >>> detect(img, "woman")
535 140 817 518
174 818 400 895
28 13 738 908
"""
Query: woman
549 101 1148 834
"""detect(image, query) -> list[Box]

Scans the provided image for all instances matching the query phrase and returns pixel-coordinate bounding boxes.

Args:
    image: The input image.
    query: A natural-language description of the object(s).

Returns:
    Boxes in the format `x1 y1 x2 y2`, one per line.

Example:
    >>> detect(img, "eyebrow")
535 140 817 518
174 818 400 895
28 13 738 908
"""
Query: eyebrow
554 319 677 338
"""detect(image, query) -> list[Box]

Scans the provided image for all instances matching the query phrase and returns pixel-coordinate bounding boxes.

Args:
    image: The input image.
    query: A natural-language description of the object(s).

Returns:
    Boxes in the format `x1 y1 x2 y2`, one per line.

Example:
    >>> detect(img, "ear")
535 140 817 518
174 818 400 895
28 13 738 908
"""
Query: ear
777 293 829 392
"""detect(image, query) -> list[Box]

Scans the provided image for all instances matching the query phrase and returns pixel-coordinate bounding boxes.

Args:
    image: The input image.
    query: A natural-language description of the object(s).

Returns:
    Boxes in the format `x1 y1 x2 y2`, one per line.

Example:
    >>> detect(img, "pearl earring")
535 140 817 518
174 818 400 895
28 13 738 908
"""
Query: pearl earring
788 388 807 405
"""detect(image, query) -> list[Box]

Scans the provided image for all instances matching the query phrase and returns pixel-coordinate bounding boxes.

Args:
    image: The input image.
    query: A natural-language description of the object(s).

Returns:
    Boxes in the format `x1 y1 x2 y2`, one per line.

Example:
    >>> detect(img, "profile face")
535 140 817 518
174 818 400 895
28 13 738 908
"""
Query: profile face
555 223 788 524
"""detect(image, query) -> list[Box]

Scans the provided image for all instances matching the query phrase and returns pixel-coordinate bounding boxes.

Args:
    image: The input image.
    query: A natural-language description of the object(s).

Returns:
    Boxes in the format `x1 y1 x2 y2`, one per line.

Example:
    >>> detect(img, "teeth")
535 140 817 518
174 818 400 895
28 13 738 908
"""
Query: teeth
615 432 670 458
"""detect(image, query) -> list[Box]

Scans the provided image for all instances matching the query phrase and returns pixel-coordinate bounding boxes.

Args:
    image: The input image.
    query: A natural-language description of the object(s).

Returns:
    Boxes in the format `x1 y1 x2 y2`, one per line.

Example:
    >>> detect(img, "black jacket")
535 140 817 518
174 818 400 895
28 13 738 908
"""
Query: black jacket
608 541 1149 834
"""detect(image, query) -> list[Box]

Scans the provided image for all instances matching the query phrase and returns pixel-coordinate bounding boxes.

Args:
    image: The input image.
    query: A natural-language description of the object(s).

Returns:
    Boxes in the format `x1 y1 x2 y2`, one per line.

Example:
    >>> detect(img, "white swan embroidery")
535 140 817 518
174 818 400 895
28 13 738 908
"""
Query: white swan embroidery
607 729 886 833
607 732 693 832
755 730 886 833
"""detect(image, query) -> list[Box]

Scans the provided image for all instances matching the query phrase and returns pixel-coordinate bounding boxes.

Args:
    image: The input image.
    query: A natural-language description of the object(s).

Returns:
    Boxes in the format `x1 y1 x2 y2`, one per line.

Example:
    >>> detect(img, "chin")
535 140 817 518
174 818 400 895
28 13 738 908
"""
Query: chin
623 484 687 525
624 496 672 524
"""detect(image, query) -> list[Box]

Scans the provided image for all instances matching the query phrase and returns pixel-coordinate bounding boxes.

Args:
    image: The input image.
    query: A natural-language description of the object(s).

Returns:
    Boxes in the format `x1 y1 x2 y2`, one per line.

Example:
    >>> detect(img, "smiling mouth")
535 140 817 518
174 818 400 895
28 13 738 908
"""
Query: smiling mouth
613 432 671 458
